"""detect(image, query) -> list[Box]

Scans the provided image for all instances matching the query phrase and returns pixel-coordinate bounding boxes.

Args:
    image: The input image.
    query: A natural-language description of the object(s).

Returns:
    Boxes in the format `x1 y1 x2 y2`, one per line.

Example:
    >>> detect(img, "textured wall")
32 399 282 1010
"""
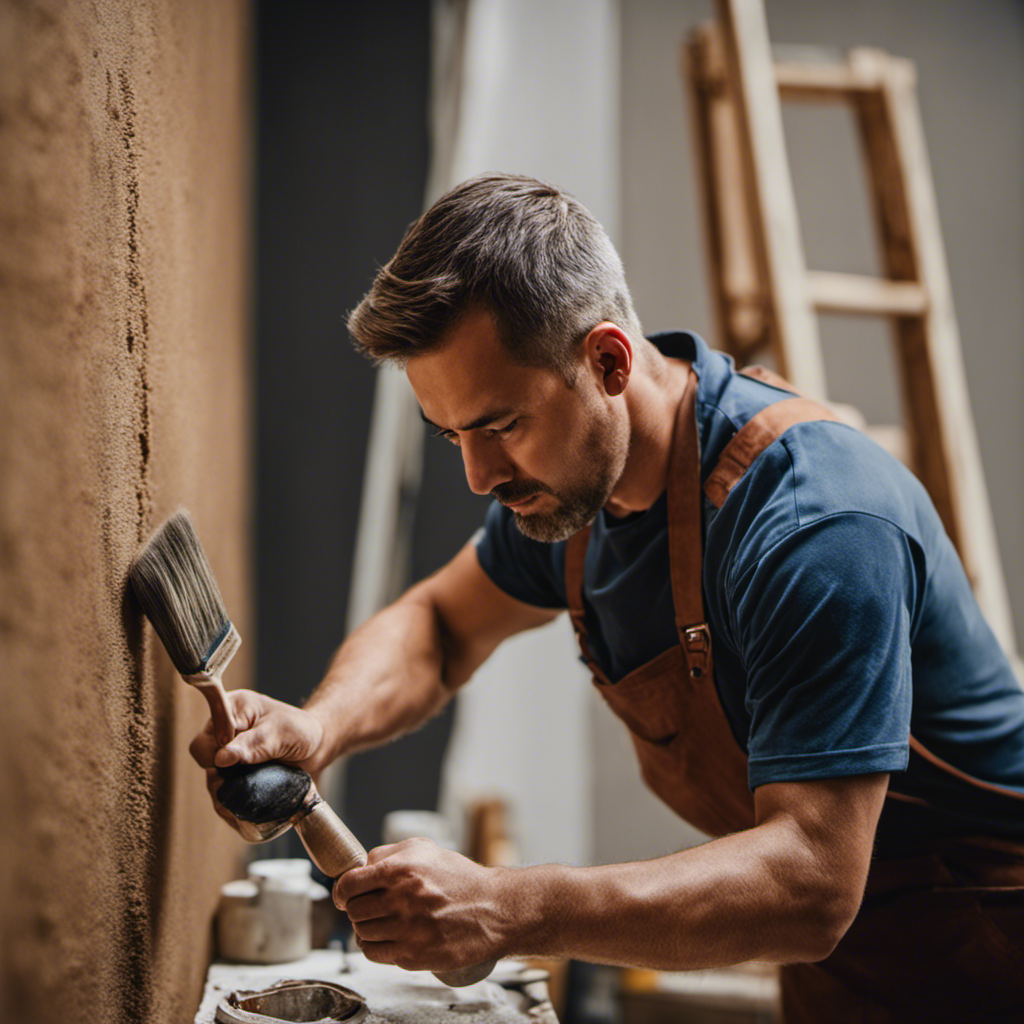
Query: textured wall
0 1 250 1021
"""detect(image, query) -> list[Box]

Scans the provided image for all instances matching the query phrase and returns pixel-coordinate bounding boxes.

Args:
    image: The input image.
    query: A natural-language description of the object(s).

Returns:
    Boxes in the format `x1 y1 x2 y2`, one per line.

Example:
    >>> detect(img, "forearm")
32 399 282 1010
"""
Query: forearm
496 818 857 970
304 592 452 769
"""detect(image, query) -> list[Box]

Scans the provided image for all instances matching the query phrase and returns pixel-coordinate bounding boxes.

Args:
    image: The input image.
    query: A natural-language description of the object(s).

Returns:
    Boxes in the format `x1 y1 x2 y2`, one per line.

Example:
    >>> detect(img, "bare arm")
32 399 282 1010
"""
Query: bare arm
339 773 889 972
191 539 558 776
302 539 558 768
499 773 888 967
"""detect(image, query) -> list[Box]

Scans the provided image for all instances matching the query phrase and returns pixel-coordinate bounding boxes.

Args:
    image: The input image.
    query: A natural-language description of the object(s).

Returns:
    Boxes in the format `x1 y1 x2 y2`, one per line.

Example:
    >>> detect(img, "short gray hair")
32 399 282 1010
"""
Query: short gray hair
348 173 643 383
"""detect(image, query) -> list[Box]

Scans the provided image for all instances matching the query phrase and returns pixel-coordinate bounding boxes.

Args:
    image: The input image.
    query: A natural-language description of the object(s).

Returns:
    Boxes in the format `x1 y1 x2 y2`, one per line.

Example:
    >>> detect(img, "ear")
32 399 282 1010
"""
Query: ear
583 322 633 397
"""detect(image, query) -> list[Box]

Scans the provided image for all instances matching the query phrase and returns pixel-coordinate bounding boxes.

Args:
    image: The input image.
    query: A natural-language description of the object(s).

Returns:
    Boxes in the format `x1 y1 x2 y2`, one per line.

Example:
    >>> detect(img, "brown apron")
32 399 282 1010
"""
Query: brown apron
565 363 1024 1023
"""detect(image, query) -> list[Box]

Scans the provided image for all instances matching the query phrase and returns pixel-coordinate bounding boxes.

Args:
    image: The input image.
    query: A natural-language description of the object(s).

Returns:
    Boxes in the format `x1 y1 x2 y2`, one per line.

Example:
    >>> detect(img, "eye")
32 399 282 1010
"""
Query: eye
434 429 461 447
491 419 518 438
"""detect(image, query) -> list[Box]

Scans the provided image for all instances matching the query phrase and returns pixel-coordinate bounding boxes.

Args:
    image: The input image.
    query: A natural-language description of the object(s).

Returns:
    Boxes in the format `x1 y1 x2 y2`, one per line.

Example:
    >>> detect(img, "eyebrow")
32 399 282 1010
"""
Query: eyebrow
420 407 518 433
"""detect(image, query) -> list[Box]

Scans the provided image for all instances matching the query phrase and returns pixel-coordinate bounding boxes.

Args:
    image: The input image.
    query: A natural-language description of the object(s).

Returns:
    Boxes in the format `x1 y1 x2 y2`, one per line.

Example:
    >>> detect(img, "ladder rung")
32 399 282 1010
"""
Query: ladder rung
775 59 884 101
806 271 929 317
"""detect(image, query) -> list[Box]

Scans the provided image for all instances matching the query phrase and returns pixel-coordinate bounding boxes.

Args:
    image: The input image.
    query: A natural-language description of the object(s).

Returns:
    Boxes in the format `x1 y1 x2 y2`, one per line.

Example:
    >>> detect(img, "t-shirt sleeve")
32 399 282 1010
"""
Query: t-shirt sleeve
728 513 915 789
475 500 567 609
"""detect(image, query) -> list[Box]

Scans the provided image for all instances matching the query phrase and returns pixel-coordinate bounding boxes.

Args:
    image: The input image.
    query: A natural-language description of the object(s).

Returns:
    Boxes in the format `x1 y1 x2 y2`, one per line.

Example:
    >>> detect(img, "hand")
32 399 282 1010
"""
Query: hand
335 838 509 972
188 689 326 834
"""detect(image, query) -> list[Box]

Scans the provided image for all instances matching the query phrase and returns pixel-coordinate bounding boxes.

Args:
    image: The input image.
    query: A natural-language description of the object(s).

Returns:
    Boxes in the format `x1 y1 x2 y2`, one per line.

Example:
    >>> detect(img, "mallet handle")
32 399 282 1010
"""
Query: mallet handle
295 800 368 876
294 801 496 988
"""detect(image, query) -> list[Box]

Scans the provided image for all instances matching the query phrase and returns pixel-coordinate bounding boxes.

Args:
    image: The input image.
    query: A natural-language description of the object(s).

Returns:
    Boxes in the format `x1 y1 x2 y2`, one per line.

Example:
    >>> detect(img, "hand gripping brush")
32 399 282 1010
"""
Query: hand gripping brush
128 510 495 987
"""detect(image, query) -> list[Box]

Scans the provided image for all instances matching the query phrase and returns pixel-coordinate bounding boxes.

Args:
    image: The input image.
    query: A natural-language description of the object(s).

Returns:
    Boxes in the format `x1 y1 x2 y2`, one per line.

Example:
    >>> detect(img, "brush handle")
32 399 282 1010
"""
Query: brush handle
295 801 496 987
192 677 236 747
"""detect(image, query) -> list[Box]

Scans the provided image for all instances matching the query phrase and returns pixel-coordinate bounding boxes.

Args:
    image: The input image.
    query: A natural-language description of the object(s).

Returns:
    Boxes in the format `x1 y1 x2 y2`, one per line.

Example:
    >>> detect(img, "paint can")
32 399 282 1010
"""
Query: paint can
248 858 335 949
216 861 312 963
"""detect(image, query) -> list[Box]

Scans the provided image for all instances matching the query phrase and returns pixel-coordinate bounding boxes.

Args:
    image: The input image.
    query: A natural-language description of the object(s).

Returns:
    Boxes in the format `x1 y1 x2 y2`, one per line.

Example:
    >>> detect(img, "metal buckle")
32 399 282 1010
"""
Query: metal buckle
683 623 711 653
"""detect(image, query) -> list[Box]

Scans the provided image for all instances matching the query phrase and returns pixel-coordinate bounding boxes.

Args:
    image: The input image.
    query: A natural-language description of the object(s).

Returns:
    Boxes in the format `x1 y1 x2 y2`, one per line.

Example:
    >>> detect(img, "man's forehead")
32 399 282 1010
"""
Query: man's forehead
406 314 551 429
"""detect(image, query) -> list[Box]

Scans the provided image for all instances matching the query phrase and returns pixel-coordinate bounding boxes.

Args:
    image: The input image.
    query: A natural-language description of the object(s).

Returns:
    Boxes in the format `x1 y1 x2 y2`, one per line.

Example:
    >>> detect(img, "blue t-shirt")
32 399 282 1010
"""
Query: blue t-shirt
477 331 1024 839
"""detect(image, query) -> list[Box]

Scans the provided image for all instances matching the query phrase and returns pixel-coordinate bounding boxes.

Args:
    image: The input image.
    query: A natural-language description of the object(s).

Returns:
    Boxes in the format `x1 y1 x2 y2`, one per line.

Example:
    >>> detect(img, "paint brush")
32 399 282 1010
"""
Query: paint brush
129 510 496 987
129 509 240 746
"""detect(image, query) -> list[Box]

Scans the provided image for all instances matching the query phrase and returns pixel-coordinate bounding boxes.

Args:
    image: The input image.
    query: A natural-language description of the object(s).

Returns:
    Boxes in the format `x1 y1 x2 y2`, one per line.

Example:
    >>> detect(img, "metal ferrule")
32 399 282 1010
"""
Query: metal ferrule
183 622 241 682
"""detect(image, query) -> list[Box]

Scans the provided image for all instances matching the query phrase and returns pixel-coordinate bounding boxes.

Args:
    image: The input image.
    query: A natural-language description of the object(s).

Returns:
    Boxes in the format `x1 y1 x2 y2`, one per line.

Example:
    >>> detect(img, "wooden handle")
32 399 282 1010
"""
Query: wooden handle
294 801 496 988
194 678 236 747
294 801 368 877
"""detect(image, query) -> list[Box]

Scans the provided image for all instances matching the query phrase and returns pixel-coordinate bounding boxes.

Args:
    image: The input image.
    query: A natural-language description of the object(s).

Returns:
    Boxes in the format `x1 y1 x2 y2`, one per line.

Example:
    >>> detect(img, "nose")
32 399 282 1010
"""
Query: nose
460 434 513 495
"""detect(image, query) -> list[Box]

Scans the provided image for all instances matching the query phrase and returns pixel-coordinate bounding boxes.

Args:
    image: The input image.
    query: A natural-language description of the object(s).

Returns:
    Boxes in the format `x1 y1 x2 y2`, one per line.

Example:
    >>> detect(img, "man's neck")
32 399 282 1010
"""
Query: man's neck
604 346 690 517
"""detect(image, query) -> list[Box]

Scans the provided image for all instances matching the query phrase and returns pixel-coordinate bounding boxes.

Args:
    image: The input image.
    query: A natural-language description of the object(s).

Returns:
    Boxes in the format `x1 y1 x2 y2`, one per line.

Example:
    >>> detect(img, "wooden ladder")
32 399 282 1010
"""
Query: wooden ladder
683 0 1017 657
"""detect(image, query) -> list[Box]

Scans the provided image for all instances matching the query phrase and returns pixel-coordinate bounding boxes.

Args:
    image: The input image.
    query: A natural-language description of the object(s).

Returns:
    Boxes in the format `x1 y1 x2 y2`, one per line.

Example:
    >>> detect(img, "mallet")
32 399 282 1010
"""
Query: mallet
217 761 497 987
129 510 496 987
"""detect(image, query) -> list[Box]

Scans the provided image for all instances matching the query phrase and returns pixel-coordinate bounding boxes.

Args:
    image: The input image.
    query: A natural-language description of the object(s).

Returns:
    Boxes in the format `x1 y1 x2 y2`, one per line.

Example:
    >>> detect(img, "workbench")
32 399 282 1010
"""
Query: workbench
194 949 558 1024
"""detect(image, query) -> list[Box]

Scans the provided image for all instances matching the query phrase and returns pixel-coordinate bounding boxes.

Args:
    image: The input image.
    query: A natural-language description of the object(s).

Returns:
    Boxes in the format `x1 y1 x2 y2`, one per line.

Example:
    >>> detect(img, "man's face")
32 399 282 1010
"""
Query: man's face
406 309 629 542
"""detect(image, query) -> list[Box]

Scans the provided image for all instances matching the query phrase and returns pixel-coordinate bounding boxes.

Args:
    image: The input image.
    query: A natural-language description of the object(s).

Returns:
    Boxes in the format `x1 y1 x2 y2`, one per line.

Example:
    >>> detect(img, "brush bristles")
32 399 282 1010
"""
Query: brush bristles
129 510 231 676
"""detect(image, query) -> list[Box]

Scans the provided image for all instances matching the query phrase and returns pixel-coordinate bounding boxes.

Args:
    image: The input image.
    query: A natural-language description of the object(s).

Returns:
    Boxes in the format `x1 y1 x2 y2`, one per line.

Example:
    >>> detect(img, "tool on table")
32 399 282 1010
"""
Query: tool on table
129 510 240 746
129 509 496 988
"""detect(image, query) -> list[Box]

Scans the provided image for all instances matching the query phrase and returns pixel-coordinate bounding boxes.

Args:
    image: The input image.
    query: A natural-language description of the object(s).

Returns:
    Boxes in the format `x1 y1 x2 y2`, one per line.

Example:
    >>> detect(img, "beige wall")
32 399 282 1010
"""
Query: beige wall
0 1 251 1020
596 0 1024 865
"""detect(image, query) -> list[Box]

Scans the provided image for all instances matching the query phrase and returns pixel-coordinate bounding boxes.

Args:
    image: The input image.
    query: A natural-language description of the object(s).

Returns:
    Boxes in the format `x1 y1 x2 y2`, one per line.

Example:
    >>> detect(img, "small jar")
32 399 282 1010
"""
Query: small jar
216 864 312 964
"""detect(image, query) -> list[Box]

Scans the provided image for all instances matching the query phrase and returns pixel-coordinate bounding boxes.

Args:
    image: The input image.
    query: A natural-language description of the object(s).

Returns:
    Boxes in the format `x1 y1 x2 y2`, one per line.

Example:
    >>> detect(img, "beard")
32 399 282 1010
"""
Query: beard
492 408 629 544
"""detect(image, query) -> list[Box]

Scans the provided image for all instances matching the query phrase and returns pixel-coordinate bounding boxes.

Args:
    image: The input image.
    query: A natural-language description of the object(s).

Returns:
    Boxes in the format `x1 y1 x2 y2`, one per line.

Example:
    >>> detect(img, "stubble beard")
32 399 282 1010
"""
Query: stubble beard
504 414 630 544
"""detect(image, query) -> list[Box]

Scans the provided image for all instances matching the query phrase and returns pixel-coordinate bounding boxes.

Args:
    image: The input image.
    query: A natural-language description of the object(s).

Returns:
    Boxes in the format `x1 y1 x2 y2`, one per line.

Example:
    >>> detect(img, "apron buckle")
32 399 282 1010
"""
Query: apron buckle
683 623 710 652
682 623 712 678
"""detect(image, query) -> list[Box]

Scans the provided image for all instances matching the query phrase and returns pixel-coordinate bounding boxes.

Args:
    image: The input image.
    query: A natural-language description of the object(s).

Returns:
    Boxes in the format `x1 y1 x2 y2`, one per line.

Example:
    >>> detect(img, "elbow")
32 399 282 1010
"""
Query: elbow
800 921 850 964
790 887 860 963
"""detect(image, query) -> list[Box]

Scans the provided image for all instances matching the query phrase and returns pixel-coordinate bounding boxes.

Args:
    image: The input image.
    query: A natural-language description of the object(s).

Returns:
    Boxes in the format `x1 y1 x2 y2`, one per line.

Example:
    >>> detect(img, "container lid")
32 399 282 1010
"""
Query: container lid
248 858 312 882
220 879 259 901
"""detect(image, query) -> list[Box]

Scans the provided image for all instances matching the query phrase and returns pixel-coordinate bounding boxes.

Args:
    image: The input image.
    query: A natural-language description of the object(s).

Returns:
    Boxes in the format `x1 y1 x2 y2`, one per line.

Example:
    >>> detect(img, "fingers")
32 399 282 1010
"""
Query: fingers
348 914 399 943
204 768 244 831
341 889 390 923
333 875 395 959
189 689 266 768
333 859 388 909
352 937 400 967
213 720 278 768
189 718 219 768
367 839 417 864
188 689 325 772
333 839 427 910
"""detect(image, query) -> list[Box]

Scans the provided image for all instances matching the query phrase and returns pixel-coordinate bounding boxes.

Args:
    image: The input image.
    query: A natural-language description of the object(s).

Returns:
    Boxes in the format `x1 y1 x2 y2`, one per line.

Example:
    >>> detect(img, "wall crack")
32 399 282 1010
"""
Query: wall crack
115 69 153 541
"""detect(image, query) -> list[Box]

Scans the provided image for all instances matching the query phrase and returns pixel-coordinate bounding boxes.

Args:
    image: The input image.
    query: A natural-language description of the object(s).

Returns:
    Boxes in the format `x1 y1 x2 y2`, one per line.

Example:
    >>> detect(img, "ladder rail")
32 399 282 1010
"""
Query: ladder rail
853 50 1014 646
717 0 827 398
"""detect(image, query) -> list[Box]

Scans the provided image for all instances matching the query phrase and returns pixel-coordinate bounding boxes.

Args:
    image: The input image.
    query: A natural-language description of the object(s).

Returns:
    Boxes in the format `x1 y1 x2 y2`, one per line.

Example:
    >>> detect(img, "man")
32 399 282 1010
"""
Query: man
191 174 1024 1022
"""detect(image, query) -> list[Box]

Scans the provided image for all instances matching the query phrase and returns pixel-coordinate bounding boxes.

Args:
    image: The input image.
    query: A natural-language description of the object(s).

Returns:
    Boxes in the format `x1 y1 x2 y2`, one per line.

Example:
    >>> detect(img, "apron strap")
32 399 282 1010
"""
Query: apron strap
565 365 835 685
704 396 841 508
564 524 613 685
667 369 713 681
